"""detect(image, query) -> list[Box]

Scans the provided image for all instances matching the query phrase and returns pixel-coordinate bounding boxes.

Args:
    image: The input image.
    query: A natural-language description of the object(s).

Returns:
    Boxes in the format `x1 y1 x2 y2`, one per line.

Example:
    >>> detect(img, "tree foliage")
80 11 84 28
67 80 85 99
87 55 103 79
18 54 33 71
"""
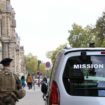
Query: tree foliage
39 63 46 76
46 11 105 66
67 12 105 47
46 44 66 64
25 53 38 74
95 12 105 47
68 23 96 47
25 53 47 76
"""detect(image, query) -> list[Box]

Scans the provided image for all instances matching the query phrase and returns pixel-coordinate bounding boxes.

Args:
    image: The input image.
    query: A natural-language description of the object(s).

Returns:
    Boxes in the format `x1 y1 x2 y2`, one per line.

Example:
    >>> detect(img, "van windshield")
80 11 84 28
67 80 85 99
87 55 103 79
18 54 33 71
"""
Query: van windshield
63 55 105 97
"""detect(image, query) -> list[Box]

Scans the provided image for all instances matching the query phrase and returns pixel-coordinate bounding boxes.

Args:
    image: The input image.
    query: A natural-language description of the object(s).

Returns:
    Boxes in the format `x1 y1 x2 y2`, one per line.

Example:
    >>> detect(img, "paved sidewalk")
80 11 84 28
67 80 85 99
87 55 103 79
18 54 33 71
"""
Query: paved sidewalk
16 85 45 105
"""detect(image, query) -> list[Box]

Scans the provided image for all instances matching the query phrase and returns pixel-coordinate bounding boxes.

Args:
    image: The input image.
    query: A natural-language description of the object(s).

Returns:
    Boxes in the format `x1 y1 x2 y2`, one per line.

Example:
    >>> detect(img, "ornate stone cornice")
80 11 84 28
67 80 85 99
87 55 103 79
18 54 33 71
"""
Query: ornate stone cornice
0 36 17 43
0 36 10 42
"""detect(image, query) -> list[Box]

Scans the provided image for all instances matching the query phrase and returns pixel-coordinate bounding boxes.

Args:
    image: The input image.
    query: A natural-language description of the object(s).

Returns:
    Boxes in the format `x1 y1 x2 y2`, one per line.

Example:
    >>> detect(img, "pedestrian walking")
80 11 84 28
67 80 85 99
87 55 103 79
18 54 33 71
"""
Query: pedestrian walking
32 74 36 90
21 75 26 88
26 73 33 89
41 77 48 100
0 58 26 105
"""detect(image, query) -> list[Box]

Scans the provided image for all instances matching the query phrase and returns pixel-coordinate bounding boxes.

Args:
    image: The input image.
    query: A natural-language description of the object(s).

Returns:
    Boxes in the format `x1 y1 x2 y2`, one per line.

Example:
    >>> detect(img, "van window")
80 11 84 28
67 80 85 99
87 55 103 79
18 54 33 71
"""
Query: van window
63 55 105 97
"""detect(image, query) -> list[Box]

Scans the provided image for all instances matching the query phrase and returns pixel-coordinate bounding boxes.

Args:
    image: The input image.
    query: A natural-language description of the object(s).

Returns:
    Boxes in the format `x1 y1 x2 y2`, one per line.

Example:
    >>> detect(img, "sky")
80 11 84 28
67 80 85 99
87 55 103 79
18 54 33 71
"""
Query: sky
11 0 105 62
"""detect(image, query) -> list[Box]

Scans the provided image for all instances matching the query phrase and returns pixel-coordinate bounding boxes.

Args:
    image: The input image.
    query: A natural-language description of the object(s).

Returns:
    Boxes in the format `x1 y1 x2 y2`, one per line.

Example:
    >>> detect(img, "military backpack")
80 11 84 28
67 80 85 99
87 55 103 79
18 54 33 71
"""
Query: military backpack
0 70 16 92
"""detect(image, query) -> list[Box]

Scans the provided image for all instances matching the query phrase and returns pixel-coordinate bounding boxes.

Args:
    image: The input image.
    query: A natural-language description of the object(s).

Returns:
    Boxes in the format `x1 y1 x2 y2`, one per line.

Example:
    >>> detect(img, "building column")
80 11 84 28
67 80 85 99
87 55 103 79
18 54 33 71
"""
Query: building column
8 42 16 73
2 42 9 58
16 46 20 74
1 15 8 37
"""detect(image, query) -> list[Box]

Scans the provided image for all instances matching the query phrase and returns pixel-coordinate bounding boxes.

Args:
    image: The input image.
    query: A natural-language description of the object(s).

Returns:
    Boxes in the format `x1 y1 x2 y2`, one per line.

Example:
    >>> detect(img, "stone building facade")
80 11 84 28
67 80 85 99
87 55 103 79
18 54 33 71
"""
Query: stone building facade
0 0 26 75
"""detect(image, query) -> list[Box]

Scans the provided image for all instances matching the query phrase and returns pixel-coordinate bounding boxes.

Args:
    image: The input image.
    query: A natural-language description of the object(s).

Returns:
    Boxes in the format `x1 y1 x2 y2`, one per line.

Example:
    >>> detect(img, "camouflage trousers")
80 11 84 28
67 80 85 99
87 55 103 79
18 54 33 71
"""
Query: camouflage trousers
0 95 16 105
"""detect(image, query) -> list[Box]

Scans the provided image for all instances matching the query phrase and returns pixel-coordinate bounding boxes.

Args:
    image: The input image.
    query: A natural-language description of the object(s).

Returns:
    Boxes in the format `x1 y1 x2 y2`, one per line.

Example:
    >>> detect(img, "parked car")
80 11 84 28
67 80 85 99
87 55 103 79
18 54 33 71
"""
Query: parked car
41 47 105 105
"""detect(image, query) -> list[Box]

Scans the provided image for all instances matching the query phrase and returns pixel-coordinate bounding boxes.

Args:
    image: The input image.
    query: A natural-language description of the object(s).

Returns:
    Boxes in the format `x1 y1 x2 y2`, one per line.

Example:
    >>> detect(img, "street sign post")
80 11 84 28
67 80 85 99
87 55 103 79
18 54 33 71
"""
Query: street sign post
45 61 51 77
45 61 51 69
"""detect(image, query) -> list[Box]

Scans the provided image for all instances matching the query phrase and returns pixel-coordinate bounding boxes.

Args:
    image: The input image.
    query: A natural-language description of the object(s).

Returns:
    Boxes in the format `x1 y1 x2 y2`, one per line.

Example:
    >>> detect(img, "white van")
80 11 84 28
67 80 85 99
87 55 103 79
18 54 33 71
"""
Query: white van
43 48 105 105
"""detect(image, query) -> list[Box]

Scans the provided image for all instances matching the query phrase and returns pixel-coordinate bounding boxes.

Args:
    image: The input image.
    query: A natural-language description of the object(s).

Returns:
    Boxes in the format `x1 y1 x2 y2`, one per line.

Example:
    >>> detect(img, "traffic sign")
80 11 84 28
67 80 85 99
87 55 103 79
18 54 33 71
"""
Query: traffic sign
45 61 51 68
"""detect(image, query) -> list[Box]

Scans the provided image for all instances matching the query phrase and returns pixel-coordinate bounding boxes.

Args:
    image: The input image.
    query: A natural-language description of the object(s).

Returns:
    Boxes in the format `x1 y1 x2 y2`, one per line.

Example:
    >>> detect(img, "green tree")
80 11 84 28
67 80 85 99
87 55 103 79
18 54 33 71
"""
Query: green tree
46 44 66 64
25 53 38 74
68 23 96 47
25 53 49 76
95 12 105 47
39 63 46 76
46 11 105 68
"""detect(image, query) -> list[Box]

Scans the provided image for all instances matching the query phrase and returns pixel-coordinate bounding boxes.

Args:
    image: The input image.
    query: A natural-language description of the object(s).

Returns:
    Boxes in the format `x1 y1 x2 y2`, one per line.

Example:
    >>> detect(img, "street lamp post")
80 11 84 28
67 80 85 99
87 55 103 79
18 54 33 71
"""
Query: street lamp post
37 60 41 87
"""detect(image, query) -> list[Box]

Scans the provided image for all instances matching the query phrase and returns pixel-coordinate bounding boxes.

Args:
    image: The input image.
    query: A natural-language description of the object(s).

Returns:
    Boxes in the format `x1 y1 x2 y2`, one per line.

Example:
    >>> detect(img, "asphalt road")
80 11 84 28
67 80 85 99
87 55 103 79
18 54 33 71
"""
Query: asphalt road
16 85 45 105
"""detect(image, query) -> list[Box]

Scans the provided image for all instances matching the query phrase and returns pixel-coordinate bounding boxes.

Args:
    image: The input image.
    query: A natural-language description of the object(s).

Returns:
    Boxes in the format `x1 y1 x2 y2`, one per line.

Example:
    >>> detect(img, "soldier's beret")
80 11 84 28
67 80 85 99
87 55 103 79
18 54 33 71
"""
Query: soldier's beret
0 58 13 66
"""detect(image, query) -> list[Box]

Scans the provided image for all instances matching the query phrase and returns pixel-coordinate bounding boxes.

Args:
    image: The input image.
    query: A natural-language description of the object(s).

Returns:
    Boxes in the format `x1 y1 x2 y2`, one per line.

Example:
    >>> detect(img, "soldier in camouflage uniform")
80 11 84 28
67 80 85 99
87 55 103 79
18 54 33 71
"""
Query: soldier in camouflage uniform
0 58 26 105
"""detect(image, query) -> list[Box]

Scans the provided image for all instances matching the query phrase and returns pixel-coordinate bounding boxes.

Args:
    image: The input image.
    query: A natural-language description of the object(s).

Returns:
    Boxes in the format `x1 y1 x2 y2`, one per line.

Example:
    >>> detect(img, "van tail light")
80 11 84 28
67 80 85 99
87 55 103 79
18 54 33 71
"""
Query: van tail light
101 51 105 54
50 81 60 105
